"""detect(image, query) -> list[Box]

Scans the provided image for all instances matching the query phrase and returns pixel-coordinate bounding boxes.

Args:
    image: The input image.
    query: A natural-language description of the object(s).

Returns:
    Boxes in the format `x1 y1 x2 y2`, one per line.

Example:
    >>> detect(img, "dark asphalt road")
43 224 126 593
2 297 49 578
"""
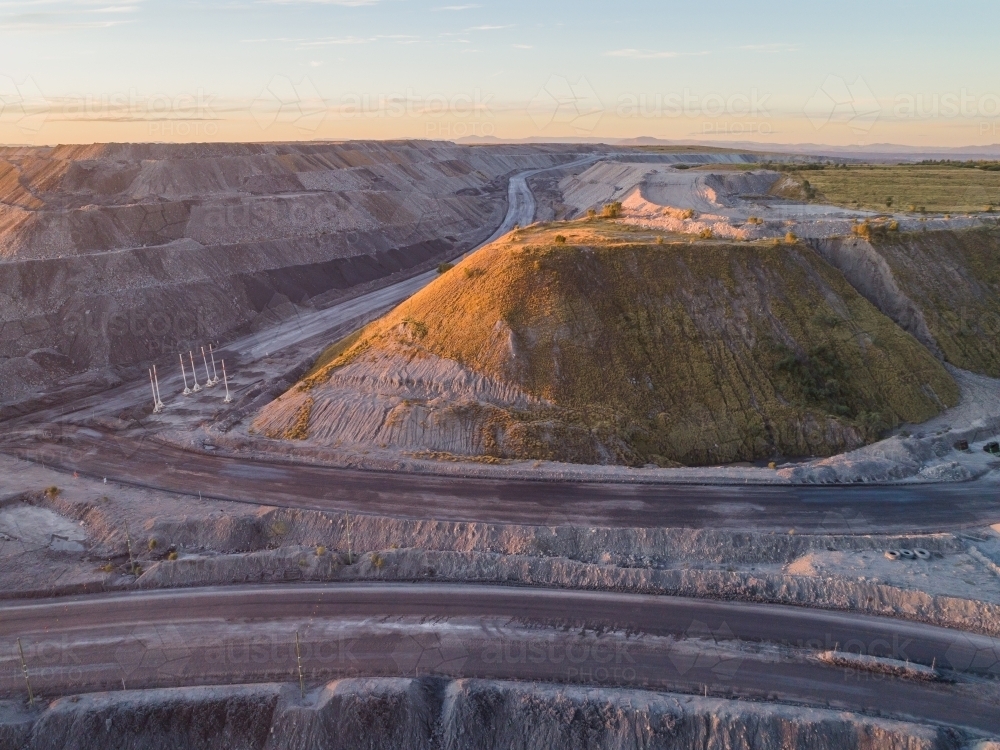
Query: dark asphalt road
6 427 1000 533
2 584 999 733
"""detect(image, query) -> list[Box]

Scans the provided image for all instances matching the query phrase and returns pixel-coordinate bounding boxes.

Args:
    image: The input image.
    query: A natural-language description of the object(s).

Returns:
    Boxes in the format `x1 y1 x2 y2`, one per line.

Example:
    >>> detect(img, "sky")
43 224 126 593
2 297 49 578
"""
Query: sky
0 0 998 147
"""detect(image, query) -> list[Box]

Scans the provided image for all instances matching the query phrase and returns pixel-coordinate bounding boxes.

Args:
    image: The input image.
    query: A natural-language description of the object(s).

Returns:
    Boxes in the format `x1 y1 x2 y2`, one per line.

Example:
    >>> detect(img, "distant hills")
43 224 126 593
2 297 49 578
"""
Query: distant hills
457 135 1000 162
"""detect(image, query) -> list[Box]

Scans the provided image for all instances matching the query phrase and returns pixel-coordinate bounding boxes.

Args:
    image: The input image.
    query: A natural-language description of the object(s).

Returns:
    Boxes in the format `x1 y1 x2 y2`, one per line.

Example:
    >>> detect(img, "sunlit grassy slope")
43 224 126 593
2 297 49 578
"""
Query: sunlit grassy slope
299 221 956 466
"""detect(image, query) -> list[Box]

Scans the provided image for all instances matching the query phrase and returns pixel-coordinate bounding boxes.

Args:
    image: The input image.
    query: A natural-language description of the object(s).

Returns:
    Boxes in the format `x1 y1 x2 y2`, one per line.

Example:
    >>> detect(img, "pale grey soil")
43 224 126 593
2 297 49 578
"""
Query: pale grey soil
0 678 982 750
5 456 1000 637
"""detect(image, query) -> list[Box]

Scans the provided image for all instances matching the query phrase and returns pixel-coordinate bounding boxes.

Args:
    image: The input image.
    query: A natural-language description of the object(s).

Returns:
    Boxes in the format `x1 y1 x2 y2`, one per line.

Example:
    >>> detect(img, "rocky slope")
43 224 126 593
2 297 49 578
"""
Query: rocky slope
0 679 974 750
253 221 957 466
0 141 576 404
811 227 1000 377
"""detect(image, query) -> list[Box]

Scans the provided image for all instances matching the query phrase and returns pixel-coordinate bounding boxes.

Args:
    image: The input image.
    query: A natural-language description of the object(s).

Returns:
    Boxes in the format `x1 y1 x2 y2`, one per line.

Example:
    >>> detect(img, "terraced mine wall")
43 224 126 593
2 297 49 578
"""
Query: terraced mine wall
0 141 577 404
0 679 968 750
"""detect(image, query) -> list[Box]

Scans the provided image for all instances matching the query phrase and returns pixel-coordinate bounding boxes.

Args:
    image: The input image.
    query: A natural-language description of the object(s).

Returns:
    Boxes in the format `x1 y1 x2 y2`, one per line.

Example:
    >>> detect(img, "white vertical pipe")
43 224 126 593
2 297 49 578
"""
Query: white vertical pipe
209 344 219 384
201 346 213 387
189 351 202 392
149 369 158 410
153 365 165 409
179 353 191 395
222 360 233 403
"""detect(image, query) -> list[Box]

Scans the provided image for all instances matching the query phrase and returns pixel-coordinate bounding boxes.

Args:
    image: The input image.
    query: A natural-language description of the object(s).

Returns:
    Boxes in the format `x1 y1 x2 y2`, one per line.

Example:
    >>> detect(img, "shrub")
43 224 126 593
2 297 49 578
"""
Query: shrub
167 550 178 561
44 486 60 498
775 343 852 417
665 207 696 220
437 262 455 274
316 545 326 557
283 397 314 441
463 267 485 279
656 236 664 245
698 228 713 240
147 538 158 551
602 201 623 218
401 317 428 339
852 220 873 240
586 208 597 218
885 197 893 208
784 231 798 244
371 552 386 570
99 562 114 573
747 216 763 225
553 234 567 244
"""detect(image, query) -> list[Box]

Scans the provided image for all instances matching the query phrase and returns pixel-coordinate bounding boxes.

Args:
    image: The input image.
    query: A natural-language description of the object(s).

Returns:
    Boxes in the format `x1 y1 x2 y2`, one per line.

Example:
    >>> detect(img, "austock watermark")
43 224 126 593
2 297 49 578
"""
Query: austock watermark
337 87 496 139
617 87 773 136
479 635 638 685
0 76 222 138
62 307 215 358
251 75 326 133
0 75 48 133
529 75 604 134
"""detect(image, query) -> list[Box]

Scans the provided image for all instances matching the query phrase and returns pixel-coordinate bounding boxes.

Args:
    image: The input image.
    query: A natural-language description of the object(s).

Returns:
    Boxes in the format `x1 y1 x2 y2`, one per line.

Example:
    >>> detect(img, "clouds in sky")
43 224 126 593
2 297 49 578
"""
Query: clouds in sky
0 0 140 30
604 48 708 60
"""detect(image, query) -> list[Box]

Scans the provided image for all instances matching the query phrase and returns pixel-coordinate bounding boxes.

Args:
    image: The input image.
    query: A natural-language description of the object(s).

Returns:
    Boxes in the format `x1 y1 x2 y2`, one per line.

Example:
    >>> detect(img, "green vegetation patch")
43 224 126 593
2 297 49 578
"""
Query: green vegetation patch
302 221 957 466
869 227 1000 376
772 164 1000 213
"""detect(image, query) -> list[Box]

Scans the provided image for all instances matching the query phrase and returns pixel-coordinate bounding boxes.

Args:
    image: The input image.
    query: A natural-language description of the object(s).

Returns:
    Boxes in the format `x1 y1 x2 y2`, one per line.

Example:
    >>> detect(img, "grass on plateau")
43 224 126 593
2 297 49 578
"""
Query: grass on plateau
773 164 1000 213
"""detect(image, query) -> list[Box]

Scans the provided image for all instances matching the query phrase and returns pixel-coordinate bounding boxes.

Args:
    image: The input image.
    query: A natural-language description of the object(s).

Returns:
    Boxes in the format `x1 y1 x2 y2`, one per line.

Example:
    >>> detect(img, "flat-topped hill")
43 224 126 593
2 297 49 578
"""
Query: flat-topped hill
254 222 958 466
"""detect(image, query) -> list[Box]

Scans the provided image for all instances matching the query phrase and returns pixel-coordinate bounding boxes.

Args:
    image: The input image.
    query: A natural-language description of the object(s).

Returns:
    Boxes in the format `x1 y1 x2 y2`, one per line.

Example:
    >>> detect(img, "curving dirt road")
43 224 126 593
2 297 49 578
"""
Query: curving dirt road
7 425 1000 533
2 584 999 733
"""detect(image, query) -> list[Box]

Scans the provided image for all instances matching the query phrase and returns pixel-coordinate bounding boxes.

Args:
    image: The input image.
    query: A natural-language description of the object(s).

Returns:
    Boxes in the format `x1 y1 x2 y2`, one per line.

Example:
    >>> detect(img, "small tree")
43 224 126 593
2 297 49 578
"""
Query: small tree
784 231 798 244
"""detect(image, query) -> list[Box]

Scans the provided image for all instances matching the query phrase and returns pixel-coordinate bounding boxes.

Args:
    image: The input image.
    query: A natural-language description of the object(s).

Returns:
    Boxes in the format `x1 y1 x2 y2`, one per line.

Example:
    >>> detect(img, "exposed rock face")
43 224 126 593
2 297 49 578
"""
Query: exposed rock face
255 222 958 466
811 229 1000 377
0 679 965 750
0 141 573 403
